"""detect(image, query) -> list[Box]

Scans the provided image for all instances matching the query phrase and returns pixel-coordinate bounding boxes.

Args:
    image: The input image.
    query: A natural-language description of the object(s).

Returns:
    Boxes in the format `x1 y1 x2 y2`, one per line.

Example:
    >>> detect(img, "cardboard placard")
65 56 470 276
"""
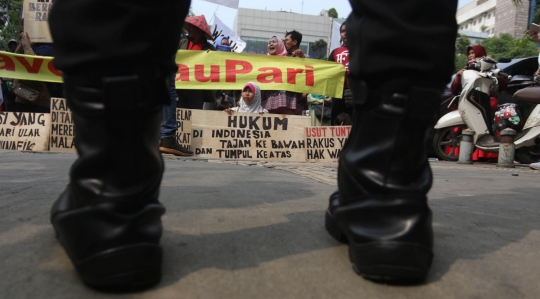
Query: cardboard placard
305 126 351 163
181 109 311 161
175 109 193 153
24 0 53 43
0 112 50 151
49 98 75 152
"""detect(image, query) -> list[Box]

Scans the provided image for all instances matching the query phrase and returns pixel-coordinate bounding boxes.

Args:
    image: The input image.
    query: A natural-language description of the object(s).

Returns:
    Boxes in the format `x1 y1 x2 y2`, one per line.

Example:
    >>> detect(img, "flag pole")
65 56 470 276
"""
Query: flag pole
209 5 221 24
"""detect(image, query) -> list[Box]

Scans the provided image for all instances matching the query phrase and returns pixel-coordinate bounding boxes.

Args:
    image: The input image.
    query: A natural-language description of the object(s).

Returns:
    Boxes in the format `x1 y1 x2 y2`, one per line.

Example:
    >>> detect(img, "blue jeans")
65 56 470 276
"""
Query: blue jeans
161 71 178 139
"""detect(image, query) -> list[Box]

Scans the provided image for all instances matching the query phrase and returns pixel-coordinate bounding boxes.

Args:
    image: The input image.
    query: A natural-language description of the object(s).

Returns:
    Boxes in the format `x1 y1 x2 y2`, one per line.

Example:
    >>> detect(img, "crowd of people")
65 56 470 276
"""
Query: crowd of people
0 32 63 114
0 15 353 158
169 16 353 131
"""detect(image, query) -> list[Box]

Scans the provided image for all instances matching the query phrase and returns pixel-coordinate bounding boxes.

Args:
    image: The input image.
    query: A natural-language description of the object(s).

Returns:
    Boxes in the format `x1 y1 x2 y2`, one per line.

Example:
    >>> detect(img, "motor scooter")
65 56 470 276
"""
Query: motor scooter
433 57 540 163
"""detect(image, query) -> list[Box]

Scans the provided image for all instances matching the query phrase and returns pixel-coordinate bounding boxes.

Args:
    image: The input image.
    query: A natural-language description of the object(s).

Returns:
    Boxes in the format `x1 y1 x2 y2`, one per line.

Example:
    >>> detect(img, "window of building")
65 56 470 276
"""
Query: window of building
487 13 491 19
478 17 482 22
465 24 468 29
473 20 476 25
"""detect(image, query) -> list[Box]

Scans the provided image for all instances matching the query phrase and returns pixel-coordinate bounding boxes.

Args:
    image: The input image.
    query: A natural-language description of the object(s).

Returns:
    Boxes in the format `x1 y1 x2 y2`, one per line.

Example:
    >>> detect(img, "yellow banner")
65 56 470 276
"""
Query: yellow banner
0 51 62 82
174 50 345 98
0 50 346 97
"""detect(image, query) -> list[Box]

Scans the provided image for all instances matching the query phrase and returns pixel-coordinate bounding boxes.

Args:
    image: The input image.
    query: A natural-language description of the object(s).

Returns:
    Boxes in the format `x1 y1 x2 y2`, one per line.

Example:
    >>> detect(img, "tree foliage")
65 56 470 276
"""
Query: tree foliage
456 34 471 55
0 0 23 49
310 38 328 59
454 34 471 71
328 8 338 18
454 33 538 72
481 33 538 61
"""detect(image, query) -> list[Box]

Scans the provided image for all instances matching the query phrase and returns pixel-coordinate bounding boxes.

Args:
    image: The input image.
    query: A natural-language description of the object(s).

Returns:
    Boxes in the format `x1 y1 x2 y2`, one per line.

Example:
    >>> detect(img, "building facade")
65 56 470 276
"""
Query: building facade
457 0 532 39
233 8 334 58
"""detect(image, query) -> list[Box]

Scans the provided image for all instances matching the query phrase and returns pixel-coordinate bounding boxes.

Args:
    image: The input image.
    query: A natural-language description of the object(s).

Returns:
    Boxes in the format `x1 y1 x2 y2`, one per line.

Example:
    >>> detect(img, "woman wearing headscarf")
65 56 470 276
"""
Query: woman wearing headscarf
261 36 300 114
448 44 507 162
450 45 507 94
225 82 268 114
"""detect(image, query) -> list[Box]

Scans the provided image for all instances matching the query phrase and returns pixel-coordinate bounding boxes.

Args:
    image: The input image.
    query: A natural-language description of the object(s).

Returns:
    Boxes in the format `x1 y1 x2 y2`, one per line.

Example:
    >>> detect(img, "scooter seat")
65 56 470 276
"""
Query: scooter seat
514 86 540 104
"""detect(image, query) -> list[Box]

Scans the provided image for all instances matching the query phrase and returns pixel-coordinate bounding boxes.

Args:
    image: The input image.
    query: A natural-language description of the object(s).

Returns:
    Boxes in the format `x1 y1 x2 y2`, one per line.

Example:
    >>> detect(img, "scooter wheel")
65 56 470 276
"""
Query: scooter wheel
432 125 467 162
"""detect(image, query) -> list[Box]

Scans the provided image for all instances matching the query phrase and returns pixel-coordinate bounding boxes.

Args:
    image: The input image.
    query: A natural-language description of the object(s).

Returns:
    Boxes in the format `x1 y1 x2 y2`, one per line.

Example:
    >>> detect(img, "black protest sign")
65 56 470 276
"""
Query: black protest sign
49 98 75 152
175 109 193 152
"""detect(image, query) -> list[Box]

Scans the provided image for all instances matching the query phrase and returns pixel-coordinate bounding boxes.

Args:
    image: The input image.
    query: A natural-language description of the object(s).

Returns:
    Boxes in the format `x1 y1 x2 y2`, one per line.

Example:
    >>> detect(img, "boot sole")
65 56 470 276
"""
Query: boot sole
159 147 194 156
51 202 165 292
77 244 162 291
325 210 432 283
55 234 163 292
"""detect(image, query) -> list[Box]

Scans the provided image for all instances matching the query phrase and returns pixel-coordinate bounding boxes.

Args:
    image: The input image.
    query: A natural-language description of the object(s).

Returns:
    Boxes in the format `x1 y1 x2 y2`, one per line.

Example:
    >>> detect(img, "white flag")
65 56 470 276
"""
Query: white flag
212 15 246 53
202 0 239 9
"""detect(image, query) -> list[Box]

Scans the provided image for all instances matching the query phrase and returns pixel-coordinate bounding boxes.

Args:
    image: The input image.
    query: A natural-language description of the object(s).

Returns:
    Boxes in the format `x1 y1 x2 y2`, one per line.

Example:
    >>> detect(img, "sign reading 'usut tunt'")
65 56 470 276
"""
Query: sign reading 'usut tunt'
305 126 351 163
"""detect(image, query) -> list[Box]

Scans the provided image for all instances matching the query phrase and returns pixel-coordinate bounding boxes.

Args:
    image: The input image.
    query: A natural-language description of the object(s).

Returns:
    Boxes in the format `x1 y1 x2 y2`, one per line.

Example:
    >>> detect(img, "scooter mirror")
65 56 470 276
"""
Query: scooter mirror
498 57 511 63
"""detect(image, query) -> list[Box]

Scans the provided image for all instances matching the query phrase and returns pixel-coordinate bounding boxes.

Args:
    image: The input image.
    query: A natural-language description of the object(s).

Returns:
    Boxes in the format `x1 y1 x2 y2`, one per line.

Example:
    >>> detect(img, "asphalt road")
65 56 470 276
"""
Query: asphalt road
1 150 539 299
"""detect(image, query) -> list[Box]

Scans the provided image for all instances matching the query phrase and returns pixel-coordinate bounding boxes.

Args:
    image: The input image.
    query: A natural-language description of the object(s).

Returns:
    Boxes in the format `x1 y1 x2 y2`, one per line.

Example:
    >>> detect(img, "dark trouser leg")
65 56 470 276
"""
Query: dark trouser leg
331 97 346 125
326 0 457 282
160 71 194 156
48 0 191 291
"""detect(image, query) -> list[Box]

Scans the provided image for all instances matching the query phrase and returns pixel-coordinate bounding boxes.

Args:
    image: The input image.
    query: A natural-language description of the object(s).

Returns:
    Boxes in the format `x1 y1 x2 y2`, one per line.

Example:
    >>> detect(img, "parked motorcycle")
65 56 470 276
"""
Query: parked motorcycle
433 56 540 163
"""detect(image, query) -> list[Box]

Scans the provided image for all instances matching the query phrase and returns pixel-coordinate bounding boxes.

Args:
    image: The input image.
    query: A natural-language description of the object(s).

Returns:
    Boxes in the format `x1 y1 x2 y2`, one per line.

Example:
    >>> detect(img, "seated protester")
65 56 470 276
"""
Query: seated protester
224 82 268 115
307 94 332 126
450 45 508 96
450 44 506 163
215 90 235 110
335 112 352 126
14 32 59 113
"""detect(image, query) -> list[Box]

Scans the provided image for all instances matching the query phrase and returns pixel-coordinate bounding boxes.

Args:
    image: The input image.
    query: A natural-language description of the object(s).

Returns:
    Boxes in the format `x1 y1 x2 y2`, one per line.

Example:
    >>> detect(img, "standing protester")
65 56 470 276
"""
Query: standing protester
214 36 236 110
328 22 352 125
214 36 232 52
261 36 298 115
283 30 308 114
47 0 458 291
284 30 305 58
1 39 18 111
7 39 18 53
159 65 194 156
176 15 217 110
13 32 56 113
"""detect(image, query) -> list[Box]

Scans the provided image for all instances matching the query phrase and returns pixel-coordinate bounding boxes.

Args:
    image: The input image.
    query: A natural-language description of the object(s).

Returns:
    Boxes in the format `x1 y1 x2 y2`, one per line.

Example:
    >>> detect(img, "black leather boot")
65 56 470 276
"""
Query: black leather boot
325 79 440 282
51 70 169 291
